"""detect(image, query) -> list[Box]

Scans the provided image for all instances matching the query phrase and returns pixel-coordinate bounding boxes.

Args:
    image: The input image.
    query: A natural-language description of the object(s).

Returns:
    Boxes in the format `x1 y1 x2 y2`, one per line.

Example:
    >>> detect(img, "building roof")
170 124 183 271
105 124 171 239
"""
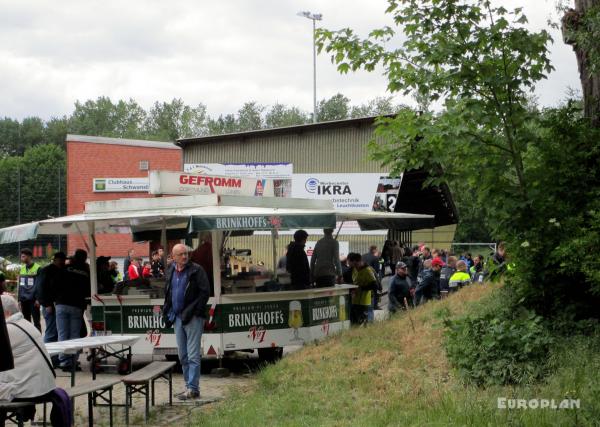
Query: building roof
176 116 383 147
66 134 180 150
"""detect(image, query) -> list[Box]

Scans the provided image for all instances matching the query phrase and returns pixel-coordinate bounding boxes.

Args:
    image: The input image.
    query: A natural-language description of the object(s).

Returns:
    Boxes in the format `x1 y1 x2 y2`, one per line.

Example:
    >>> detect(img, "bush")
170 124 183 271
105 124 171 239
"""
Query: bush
444 304 553 386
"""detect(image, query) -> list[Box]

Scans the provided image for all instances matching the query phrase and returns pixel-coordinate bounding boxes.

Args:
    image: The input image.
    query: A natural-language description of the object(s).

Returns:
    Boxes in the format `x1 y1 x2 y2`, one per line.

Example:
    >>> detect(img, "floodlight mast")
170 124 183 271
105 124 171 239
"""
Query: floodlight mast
297 11 323 123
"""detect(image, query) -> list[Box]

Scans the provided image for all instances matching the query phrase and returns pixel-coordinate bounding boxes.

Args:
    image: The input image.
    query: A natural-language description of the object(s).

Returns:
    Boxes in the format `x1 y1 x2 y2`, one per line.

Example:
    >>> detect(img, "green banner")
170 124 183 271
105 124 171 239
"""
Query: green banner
92 295 350 335
189 213 336 231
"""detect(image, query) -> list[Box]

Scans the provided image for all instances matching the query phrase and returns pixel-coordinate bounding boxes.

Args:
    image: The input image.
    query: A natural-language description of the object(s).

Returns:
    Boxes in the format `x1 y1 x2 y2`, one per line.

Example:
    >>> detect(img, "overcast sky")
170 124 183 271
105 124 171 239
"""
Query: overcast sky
0 0 580 121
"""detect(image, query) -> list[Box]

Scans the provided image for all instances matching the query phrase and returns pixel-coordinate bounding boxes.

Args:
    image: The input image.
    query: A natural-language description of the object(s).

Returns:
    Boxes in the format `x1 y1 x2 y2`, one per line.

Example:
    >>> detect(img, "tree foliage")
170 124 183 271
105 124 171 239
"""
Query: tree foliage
318 0 600 317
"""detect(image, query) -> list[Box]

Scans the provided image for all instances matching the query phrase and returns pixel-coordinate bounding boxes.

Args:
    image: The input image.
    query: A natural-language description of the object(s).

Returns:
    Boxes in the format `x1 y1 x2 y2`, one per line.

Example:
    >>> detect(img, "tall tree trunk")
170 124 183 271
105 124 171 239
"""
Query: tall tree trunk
562 0 600 127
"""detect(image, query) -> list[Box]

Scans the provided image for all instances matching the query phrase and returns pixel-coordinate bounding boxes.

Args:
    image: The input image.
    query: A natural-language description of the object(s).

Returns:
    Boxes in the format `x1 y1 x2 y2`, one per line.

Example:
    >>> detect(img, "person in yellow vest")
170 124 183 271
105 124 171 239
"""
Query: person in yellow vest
448 260 471 292
347 252 378 325
18 248 41 331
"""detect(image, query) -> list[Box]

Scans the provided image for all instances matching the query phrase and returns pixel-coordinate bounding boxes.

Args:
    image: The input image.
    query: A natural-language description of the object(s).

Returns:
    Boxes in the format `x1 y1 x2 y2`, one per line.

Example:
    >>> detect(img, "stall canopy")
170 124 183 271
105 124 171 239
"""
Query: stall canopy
0 194 435 244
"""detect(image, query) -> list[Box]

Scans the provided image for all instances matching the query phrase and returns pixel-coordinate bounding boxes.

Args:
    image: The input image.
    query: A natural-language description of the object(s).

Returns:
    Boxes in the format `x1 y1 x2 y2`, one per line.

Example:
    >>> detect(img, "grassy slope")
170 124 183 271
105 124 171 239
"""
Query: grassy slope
195 284 600 426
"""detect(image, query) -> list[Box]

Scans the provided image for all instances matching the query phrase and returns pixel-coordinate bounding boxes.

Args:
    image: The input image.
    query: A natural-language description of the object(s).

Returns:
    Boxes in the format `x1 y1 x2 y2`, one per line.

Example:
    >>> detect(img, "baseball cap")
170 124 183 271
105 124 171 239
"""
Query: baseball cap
431 258 445 268
395 261 407 269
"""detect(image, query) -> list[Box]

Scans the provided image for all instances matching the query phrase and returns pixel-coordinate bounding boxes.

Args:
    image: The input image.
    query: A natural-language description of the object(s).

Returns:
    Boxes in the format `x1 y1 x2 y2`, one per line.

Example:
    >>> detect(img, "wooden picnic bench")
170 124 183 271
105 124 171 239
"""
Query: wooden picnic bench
66 378 121 427
122 361 176 425
0 401 35 427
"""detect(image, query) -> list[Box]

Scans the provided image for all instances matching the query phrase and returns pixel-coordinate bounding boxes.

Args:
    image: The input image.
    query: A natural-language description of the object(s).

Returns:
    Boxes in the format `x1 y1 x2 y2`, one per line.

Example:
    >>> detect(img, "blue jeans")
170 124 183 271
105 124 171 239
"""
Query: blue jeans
56 304 83 366
43 307 58 343
174 316 204 393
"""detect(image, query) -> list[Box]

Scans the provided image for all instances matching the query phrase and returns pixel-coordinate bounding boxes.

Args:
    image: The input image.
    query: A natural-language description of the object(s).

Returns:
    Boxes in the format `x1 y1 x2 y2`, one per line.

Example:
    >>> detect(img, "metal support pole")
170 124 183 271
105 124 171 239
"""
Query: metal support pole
312 18 317 123
58 168 62 252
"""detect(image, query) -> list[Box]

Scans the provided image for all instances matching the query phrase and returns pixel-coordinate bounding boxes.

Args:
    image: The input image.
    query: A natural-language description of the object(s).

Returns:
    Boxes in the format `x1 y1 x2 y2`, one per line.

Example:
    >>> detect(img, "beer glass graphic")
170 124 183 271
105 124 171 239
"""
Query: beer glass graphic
339 296 347 321
288 300 303 341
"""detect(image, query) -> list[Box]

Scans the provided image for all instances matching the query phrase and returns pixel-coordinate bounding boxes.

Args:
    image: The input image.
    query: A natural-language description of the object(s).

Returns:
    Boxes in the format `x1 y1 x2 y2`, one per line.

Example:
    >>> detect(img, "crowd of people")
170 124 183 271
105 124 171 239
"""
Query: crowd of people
283 231 507 325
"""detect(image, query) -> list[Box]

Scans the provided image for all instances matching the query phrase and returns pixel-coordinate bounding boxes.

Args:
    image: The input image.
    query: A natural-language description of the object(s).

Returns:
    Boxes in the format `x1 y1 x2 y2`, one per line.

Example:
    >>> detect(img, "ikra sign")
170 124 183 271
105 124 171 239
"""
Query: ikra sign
148 170 276 197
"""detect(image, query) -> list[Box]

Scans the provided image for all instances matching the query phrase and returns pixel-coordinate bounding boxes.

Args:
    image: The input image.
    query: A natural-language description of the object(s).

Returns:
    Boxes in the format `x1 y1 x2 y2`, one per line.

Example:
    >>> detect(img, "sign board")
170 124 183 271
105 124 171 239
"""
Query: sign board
148 170 276 197
184 163 293 197
93 177 149 193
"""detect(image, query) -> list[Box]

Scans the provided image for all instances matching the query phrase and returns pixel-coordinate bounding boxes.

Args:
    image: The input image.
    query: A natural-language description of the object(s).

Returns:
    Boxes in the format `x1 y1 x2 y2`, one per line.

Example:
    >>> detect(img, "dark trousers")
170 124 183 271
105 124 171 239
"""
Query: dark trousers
20 300 41 332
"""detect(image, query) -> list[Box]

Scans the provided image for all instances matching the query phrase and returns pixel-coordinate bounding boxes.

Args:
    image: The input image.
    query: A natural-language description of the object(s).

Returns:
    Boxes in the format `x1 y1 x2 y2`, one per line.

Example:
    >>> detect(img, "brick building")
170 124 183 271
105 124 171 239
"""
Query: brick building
66 135 181 261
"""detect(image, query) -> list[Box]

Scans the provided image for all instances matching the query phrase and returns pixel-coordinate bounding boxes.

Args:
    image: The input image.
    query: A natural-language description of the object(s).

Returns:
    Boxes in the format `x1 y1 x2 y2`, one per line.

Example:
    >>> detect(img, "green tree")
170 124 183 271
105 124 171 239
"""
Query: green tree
562 0 600 126
0 117 21 157
206 114 238 136
317 93 351 122
318 1 600 317
236 102 264 132
144 98 207 140
350 96 400 118
69 97 146 139
43 117 69 147
265 104 308 128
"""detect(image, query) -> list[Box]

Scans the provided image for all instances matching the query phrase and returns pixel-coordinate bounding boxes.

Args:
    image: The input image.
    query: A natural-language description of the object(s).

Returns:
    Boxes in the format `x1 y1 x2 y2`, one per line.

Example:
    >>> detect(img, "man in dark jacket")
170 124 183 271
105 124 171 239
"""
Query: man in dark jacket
56 249 90 370
286 230 310 290
439 256 456 294
36 252 67 365
388 262 412 313
162 244 210 401
415 258 443 305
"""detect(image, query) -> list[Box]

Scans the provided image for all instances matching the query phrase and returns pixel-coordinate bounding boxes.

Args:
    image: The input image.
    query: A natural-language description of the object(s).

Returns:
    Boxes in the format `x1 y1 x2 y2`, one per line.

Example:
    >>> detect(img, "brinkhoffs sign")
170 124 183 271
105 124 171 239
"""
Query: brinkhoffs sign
91 297 350 335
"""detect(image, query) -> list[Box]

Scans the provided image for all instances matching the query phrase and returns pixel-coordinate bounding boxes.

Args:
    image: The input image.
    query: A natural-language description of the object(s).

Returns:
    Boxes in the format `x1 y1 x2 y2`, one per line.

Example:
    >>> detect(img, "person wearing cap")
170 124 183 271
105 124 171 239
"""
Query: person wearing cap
18 248 42 331
415 258 444 305
388 262 413 313
36 252 67 364
310 228 342 288
286 230 310 290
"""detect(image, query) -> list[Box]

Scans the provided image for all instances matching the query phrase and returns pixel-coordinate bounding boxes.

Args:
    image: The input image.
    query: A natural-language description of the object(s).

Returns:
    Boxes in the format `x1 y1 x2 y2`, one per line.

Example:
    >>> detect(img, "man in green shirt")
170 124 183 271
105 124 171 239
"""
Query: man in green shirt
347 252 378 325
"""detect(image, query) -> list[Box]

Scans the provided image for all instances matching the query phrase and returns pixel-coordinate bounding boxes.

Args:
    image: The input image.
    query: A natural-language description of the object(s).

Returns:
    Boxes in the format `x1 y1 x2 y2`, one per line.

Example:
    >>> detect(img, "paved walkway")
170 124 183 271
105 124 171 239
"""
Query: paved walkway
32 355 256 427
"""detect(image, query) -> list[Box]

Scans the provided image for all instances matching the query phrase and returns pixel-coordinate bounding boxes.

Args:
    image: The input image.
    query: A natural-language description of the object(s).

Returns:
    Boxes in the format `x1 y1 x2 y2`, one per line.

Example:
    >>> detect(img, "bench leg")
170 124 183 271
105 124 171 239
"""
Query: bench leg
169 370 173 406
109 386 113 427
125 385 130 426
145 384 150 423
151 379 155 406
87 392 93 427
43 401 47 427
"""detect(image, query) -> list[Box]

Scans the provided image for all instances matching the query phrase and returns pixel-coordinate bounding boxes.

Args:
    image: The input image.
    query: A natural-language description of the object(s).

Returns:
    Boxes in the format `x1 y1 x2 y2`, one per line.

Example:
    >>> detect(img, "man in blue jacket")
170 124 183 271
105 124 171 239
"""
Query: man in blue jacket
163 244 210 401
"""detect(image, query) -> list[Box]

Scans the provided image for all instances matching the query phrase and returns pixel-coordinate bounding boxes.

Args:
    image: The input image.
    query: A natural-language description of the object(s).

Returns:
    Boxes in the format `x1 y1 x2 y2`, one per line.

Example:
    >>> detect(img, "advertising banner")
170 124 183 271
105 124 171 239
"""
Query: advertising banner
184 163 293 197
93 177 149 192
148 170 276 197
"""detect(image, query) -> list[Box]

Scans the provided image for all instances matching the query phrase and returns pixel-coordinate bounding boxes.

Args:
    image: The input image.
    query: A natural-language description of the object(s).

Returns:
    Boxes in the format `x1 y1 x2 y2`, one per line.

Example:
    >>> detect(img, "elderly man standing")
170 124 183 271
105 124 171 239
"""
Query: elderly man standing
163 244 210 401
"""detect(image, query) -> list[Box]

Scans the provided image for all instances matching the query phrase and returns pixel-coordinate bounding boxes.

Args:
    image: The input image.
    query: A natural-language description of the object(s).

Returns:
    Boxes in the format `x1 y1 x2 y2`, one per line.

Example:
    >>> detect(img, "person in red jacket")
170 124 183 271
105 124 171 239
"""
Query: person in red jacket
142 261 152 278
128 258 141 280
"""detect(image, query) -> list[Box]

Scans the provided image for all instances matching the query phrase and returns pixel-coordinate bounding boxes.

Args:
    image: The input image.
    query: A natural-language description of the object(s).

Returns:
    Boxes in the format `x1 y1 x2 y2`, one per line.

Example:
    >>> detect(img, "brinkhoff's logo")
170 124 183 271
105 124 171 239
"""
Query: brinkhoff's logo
305 178 352 195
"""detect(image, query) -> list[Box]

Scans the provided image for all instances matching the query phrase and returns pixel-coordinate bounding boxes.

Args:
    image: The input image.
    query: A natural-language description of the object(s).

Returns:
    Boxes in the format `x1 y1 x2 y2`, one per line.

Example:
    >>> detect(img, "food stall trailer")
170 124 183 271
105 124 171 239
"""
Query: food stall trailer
0 193 434 362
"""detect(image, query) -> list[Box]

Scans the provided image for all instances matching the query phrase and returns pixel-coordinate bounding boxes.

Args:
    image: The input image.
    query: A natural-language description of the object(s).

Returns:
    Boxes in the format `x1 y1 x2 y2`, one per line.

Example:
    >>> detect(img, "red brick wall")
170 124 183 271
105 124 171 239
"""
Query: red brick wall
67 139 181 258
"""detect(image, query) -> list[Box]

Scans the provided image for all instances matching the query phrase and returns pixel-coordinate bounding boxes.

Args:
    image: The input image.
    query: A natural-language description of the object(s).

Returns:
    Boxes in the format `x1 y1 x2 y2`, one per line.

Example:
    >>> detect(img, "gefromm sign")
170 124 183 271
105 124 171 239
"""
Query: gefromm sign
93 178 149 192
149 170 275 196
190 214 336 231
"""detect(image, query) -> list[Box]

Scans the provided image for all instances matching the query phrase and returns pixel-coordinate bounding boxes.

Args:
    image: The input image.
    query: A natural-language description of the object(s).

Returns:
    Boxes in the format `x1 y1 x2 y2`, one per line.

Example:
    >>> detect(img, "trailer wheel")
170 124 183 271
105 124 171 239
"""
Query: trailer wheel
258 347 283 363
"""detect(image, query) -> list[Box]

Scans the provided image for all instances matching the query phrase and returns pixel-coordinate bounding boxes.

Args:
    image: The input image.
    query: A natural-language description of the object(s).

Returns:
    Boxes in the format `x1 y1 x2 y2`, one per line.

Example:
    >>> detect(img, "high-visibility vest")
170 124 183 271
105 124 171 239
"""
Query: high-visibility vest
18 263 40 301
449 271 471 289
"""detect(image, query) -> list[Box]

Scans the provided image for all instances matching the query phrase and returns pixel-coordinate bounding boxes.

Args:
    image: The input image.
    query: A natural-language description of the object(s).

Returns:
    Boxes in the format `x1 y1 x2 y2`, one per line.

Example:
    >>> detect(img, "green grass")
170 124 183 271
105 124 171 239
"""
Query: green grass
192 284 600 426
